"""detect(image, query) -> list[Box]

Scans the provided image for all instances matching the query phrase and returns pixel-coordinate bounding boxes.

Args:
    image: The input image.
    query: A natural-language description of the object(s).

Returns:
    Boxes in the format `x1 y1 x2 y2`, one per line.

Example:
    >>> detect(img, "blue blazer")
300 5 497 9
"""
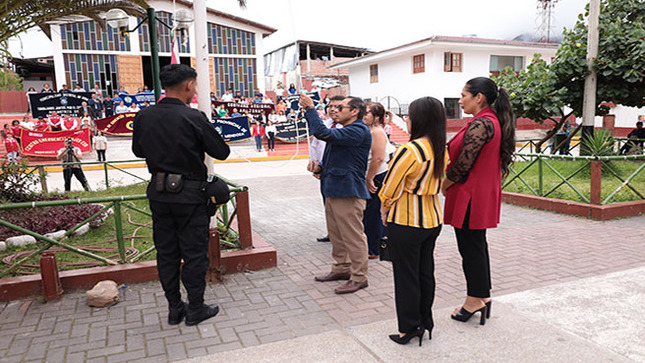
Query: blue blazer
304 108 371 199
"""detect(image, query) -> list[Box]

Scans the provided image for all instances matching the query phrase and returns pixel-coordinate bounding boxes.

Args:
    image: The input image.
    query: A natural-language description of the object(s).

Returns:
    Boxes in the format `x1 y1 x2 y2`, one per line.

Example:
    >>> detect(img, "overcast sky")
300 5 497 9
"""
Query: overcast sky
212 0 590 51
9 0 590 58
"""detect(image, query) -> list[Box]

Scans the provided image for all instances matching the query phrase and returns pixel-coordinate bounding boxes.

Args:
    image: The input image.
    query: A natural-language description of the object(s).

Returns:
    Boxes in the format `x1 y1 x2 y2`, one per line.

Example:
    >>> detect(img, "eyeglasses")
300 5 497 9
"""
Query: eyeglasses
334 105 353 111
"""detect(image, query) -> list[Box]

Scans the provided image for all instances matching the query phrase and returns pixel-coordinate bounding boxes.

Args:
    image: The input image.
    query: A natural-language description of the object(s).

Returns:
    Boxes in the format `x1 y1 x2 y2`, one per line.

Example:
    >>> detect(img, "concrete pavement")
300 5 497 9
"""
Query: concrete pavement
1 158 644 362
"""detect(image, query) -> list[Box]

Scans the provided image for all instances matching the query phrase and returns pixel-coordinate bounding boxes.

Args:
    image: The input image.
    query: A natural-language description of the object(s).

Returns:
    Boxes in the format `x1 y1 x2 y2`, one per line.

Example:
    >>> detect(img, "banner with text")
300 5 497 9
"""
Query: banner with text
212 101 274 117
114 93 156 107
20 129 92 157
212 116 251 142
95 113 137 136
29 92 93 118
275 118 309 143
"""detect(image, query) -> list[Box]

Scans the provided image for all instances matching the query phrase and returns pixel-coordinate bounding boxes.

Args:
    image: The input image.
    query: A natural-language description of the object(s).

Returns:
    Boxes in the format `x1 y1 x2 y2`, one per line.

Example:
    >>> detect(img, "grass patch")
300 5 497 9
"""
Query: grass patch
503 159 645 203
1 182 242 277
1 183 153 277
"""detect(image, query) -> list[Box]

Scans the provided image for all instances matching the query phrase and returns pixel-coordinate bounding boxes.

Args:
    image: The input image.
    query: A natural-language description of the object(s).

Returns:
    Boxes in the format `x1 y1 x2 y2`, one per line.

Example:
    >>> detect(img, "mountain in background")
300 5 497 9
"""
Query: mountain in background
512 32 563 44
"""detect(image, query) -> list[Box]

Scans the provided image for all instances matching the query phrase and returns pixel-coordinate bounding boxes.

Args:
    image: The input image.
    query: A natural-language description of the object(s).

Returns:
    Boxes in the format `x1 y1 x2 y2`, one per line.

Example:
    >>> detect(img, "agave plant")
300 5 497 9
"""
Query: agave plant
582 129 617 157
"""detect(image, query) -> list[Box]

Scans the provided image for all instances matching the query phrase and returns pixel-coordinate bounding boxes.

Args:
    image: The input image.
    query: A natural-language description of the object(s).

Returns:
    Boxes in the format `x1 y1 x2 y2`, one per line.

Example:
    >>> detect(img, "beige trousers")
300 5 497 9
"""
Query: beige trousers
325 197 368 283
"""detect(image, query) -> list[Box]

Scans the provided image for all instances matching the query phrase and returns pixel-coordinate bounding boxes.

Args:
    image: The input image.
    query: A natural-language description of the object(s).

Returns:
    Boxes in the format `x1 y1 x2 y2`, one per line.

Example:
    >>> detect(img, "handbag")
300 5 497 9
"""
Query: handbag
379 236 392 262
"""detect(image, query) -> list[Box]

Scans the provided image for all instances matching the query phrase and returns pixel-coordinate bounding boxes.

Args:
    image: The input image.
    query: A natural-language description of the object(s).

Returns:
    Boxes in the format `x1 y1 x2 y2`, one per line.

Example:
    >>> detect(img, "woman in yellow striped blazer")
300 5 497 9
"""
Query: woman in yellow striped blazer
379 96 447 346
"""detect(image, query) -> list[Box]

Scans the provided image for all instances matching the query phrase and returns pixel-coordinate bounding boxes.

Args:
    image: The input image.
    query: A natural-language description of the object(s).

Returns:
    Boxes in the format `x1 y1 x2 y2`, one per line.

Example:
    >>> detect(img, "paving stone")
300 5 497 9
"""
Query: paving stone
106 349 147 363
2 169 644 362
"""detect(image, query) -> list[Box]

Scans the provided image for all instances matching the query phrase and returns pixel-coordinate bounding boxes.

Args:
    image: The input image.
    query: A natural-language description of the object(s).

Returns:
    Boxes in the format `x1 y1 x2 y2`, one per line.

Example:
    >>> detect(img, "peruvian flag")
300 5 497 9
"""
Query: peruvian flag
171 35 180 64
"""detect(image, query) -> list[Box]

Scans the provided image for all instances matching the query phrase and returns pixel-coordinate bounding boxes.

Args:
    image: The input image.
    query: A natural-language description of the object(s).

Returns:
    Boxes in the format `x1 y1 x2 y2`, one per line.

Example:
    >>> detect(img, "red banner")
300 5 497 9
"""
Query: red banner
94 113 136 136
20 129 92 158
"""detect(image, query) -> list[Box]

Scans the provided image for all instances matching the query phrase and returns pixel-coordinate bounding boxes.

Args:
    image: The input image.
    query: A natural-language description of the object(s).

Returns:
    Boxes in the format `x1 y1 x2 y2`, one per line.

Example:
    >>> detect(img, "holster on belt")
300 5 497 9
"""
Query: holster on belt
153 172 183 193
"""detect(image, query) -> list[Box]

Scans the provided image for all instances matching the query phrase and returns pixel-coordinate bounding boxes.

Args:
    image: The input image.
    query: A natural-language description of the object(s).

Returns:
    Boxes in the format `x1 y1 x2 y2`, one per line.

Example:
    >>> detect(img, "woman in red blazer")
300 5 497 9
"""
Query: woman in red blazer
442 77 515 325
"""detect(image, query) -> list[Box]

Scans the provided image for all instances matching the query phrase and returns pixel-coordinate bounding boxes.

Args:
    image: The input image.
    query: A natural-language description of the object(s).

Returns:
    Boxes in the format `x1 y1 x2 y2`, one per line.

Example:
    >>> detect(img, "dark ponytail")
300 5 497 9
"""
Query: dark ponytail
465 77 516 178
494 88 515 178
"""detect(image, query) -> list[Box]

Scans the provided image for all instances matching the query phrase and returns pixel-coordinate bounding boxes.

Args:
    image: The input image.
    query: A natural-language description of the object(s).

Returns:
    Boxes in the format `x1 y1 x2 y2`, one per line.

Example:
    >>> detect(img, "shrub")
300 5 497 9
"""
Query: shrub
0 160 42 203
0 194 106 241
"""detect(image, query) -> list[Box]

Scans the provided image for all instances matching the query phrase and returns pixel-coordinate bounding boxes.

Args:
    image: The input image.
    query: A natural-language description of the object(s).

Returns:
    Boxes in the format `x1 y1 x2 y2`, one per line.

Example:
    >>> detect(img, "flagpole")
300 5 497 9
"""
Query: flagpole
193 0 215 174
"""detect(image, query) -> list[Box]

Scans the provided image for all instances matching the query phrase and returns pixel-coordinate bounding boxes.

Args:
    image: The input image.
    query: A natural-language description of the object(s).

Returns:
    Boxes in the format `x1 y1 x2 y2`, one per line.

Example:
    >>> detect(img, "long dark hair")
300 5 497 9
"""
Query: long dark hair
465 77 515 177
366 102 385 126
408 97 446 179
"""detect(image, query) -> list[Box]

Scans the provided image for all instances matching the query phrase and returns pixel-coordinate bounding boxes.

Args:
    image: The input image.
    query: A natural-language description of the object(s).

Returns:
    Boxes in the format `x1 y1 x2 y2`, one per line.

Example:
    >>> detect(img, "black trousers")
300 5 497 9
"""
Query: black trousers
63 168 89 191
96 150 106 162
149 201 210 309
454 205 491 298
363 171 386 256
388 223 441 334
267 133 275 150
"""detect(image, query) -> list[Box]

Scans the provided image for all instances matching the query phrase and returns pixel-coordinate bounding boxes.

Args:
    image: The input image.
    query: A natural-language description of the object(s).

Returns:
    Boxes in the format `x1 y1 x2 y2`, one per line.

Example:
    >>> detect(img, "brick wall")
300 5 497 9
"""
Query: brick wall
188 57 217 93
116 55 144 94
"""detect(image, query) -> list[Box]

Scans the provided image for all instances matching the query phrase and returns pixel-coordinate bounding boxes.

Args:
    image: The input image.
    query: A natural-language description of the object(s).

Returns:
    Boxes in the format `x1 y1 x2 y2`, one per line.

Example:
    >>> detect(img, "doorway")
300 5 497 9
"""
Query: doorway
141 56 192 92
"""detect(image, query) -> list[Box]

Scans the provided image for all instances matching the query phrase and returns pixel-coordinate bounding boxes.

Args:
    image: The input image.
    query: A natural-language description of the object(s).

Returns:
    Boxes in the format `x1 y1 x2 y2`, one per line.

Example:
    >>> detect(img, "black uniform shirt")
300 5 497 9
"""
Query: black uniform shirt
132 97 230 202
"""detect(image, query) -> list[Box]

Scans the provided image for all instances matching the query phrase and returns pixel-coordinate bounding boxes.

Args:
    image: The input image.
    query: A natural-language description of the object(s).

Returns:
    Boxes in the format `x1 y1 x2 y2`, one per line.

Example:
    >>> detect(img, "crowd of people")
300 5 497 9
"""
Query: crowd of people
301 76 516 346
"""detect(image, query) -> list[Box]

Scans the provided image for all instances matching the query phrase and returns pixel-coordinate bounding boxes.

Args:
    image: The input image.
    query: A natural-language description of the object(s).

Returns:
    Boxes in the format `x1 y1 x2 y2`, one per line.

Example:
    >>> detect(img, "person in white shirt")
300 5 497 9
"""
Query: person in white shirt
307 95 344 243
277 110 287 123
115 101 129 114
93 131 108 162
220 89 234 102
265 121 277 152
268 110 279 123
20 116 35 130
128 103 141 113
73 83 87 92
262 96 273 104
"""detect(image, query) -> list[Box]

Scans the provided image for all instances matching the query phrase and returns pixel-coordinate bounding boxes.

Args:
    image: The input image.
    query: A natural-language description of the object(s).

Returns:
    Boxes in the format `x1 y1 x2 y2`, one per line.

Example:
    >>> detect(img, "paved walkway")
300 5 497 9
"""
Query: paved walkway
1 159 644 362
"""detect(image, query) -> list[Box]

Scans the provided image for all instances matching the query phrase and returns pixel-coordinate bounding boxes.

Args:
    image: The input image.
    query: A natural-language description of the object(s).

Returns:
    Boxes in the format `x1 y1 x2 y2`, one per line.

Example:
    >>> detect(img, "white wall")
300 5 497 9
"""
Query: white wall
578 105 645 129
348 42 556 111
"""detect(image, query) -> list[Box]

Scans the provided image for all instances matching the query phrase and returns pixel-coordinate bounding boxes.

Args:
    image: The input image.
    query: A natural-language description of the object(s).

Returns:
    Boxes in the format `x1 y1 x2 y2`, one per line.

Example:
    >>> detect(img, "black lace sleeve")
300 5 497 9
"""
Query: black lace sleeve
446 117 495 183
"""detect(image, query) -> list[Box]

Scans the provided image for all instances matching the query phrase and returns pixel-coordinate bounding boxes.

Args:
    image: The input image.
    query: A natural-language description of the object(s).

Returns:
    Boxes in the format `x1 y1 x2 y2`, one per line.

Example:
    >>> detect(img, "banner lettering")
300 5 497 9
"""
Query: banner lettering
20 129 92 157
94 113 137 136
211 116 252 142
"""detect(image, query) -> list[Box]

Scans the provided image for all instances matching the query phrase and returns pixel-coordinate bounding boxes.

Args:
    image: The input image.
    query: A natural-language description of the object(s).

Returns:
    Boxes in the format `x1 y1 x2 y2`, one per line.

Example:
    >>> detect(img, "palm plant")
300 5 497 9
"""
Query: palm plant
1 0 148 43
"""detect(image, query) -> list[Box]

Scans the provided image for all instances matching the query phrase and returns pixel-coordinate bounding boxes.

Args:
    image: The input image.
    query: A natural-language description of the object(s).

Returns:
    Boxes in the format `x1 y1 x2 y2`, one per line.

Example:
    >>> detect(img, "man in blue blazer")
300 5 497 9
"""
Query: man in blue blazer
300 93 372 294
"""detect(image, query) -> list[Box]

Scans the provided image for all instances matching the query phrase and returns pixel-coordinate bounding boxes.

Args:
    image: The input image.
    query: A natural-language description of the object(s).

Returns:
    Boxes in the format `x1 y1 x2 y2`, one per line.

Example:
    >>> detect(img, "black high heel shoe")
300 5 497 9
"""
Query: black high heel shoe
425 327 433 341
451 305 487 325
389 327 425 346
484 300 492 319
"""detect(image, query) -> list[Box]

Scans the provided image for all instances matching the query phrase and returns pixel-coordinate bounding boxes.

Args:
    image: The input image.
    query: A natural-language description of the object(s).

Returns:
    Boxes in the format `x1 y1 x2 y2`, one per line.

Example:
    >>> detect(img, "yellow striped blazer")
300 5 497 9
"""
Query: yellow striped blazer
378 139 447 229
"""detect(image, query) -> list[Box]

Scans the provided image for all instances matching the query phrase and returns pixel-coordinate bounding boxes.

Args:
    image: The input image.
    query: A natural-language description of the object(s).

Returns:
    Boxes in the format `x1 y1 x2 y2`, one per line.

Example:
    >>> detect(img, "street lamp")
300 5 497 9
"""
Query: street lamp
105 8 193 102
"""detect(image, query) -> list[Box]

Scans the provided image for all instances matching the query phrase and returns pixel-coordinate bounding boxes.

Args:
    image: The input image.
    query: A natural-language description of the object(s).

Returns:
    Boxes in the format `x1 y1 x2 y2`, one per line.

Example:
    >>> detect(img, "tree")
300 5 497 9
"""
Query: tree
495 0 645 152
0 0 147 43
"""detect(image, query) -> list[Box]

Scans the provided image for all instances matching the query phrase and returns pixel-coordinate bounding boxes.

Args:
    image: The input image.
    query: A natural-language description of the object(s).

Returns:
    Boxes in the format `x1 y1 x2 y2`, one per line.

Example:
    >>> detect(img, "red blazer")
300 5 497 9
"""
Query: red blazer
4 137 19 153
444 107 502 229
251 124 265 137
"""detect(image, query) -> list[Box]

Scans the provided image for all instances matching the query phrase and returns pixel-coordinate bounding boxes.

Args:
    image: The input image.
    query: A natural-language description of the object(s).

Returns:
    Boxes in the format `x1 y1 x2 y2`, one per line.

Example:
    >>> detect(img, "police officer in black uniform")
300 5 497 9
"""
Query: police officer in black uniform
132 64 230 326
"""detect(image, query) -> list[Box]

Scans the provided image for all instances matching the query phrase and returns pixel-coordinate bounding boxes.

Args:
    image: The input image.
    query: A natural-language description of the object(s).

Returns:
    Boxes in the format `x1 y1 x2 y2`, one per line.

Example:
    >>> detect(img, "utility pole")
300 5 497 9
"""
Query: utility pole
581 0 601 155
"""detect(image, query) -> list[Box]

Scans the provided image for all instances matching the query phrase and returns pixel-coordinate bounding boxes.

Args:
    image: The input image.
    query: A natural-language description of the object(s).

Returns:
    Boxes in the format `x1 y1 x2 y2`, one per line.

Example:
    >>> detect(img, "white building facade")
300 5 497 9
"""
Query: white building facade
332 36 559 120
332 35 643 129
47 0 275 97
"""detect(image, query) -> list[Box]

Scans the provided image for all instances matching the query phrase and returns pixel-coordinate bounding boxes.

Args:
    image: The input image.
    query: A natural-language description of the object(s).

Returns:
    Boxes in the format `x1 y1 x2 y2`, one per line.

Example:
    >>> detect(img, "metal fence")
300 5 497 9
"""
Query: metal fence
503 153 645 205
0 173 251 277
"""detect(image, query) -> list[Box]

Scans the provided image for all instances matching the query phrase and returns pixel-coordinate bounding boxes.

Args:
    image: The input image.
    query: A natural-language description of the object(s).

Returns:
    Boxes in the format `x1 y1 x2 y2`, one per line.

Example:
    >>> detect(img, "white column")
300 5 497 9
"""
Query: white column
128 16 141 56
255 30 266 94
51 24 66 90
306 42 311 74
193 0 214 174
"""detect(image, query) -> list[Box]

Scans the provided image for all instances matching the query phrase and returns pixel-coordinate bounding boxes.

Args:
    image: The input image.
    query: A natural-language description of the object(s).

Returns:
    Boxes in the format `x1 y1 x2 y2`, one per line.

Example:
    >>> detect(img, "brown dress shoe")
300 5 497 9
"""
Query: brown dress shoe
314 272 351 282
334 280 368 294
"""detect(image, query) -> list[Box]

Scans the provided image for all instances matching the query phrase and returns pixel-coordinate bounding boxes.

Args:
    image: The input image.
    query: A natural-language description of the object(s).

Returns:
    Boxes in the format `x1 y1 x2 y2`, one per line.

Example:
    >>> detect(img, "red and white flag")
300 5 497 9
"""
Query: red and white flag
170 35 180 65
